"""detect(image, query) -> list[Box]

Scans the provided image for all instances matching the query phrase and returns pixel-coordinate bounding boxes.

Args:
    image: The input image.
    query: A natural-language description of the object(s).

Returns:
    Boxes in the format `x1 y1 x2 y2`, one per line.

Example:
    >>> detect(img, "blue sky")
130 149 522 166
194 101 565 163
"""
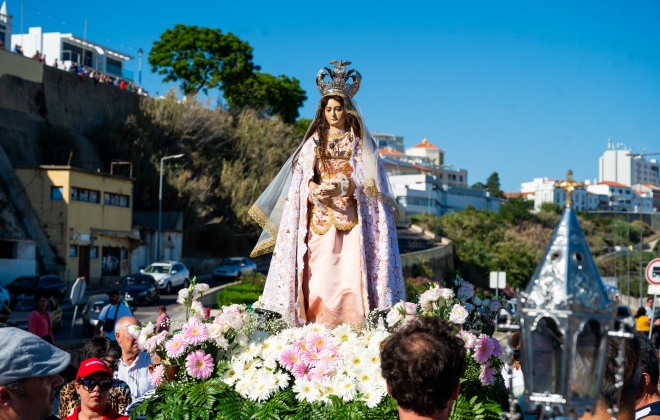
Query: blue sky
11 0 660 191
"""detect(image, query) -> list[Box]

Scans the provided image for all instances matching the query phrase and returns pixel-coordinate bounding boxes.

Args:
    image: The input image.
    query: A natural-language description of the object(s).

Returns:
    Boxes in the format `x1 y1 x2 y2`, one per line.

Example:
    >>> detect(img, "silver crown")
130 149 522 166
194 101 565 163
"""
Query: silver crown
316 60 362 98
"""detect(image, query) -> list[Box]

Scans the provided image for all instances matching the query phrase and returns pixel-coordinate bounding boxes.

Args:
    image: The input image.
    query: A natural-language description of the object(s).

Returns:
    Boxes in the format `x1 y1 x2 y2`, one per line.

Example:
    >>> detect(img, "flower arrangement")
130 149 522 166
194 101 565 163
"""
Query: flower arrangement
133 276 508 419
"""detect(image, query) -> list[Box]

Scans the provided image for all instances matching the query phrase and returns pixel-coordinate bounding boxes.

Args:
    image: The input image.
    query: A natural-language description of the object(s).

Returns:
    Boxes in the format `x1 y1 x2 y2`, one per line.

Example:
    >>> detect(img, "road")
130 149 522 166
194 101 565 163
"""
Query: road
53 274 229 342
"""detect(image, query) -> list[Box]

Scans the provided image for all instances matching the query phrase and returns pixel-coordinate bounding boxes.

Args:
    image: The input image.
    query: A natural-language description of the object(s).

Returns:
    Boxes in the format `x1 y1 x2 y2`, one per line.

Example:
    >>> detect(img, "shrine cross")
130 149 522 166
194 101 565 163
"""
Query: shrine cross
554 170 584 208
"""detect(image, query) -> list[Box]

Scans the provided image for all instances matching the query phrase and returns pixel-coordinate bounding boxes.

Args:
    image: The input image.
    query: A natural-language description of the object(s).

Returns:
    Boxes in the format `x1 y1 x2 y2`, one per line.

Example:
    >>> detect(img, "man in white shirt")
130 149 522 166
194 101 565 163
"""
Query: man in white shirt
114 316 154 400
95 289 133 340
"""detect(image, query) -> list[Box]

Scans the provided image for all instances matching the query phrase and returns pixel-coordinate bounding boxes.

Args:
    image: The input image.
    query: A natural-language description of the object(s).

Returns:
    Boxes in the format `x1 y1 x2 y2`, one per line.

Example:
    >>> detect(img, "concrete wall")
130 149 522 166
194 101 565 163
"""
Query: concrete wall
400 237 454 283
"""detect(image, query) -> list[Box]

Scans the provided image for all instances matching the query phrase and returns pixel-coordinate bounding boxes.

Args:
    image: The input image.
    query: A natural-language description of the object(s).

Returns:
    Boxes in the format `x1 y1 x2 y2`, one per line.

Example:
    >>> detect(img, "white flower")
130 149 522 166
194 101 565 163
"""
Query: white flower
449 304 469 324
458 330 478 349
303 323 329 335
194 283 210 294
176 288 190 305
224 311 246 329
127 324 141 338
363 348 382 367
366 330 389 351
189 300 205 320
335 374 358 402
359 381 386 408
439 288 455 299
332 324 357 346
386 303 404 327
274 371 290 390
247 370 278 402
293 379 321 403
223 366 240 385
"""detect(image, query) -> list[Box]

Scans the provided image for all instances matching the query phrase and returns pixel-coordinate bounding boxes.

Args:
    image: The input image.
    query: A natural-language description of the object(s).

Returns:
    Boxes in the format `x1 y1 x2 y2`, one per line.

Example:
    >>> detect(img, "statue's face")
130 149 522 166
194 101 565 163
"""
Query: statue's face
324 98 346 130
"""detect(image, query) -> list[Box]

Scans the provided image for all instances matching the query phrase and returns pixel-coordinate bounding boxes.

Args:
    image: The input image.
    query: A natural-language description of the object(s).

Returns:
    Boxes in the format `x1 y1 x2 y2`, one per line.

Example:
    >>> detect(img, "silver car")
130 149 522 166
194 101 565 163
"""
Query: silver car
141 261 190 294
212 257 257 280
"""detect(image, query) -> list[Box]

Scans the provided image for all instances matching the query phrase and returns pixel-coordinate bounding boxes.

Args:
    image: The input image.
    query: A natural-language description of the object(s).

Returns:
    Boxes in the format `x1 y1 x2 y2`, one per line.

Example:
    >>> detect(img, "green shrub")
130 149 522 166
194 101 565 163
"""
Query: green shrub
216 272 266 307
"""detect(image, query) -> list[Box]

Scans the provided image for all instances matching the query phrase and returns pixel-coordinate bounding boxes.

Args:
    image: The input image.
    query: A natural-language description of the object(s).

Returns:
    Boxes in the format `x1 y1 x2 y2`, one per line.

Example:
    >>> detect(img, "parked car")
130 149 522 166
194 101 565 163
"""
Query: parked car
7 296 62 330
6 275 67 306
117 273 160 304
212 257 257 280
141 261 190 294
0 285 10 314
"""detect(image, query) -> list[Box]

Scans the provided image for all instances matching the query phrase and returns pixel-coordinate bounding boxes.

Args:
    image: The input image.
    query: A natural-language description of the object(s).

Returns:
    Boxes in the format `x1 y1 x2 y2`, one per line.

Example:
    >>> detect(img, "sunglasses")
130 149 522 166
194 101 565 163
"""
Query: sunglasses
79 378 113 392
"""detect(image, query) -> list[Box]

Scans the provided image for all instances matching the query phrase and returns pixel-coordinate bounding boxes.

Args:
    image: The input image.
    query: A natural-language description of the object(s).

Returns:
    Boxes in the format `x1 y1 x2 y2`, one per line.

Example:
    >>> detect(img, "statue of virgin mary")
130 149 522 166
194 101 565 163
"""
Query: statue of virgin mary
249 60 405 328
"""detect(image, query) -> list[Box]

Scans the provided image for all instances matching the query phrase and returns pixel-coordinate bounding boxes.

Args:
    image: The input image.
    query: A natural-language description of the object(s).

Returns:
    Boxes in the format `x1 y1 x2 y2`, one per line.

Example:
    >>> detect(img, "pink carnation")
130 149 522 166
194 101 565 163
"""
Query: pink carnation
144 331 168 353
473 334 495 364
186 350 214 379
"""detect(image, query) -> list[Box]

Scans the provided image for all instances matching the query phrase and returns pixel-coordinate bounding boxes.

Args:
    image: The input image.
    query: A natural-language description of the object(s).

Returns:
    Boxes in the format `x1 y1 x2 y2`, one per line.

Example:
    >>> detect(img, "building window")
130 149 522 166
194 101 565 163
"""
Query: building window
90 246 98 259
69 245 78 258
71 187 100 203
104 192 130 208
51 187 64 200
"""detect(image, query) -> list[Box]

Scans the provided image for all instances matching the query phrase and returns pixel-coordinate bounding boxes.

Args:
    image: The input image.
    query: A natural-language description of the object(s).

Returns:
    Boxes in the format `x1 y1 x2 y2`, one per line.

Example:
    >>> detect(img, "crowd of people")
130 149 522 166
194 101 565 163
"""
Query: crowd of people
4 43 149 97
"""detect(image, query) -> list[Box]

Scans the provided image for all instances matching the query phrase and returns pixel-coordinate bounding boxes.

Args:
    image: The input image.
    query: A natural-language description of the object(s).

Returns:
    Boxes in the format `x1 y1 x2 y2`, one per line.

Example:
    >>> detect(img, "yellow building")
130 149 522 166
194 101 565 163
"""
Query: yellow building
15 166 140 284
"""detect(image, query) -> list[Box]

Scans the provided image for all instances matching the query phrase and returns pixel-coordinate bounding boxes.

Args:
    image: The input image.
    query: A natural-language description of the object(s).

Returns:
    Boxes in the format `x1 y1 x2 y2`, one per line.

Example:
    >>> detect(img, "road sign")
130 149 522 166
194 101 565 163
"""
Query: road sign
70 277 87 306
490 272 506 289
646 259 660 285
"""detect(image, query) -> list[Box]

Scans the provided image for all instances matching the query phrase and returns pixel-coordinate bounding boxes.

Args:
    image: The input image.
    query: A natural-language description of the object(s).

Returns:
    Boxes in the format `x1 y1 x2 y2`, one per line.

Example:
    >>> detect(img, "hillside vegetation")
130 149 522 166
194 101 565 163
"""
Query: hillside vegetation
416 198 658 294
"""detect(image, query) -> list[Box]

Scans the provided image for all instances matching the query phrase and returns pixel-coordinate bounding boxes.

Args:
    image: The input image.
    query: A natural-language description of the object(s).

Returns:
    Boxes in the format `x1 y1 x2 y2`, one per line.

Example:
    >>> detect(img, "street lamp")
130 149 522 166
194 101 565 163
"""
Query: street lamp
138 48 143 86
157 154 184 261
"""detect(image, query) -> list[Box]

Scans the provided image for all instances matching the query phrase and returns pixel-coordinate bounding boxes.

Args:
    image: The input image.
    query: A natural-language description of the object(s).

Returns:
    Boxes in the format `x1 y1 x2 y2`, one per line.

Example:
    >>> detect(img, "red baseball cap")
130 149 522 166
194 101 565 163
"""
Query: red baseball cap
77 358 112 380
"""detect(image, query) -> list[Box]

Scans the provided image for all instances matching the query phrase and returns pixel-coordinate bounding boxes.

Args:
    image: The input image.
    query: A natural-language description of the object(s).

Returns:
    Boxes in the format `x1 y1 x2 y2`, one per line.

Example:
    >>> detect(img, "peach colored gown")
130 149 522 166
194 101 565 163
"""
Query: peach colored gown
302 132 366 328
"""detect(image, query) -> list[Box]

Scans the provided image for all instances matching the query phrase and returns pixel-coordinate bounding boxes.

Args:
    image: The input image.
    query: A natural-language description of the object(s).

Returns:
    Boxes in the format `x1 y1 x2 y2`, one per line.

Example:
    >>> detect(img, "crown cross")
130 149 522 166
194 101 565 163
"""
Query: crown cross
316 60 362 98
554 170 584 208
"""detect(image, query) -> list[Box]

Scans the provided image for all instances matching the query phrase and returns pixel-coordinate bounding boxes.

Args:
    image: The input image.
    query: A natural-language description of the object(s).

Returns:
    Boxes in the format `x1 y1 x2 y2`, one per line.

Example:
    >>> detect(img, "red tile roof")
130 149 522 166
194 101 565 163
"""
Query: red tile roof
378 148 404 155
598 181 629 187
411 138 443 150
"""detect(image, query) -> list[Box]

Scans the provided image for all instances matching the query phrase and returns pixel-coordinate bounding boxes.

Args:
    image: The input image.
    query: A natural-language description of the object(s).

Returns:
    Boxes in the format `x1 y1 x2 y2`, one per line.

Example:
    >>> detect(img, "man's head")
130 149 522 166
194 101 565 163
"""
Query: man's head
0 327 70 420
380 317 467 418
158 305 167 314
115 316 140 360
635 333 659 404
74 358 113 412
108 289 120 305
83 336 123 373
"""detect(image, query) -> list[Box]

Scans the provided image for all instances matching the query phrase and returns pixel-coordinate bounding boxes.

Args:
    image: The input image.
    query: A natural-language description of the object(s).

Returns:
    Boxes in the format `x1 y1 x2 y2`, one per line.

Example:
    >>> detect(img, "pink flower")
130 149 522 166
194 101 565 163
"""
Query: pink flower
279 347 302 370
182 321 208 346
144 331 168 353
301 348 322 366
165 335 187 359
293 338 308 352
306 333 328 351
309 364 332 382
291 361 311 379
186 350 214 379
491 337 502 357
479 363 496 385
320 347 340 366
473 334 495 364
457 330 478 350
150 364 164 387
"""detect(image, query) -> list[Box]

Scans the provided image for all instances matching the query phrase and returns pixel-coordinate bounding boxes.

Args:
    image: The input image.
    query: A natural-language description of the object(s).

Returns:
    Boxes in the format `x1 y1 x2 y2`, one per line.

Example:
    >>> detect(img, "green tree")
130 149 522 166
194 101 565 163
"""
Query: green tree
225 73 307 124
294 118 312 138
486 172 505 198
498 197 534 224
470 182 486 190
540 201 563 214
149 24 257 96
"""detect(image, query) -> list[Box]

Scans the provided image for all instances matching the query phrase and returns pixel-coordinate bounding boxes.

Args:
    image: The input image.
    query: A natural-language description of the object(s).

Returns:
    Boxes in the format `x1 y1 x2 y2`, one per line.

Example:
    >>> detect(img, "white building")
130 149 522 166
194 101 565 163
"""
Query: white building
599 140 660 186
378 137 501 215
520 177 601 212
10 25 133 79
372 132 404 153
587 181 654 213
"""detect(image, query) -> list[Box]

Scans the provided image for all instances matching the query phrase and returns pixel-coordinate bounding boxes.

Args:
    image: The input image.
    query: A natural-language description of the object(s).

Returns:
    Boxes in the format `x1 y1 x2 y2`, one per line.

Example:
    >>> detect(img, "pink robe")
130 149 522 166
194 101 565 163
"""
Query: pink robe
261 133 404 327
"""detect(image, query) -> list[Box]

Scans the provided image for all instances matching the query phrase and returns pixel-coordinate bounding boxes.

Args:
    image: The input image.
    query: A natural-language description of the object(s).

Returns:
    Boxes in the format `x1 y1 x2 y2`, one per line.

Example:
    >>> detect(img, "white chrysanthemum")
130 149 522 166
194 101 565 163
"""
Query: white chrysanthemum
237 342 262 363
261 336 286 361
247 370 278 402
303 323 329 335
354 365 378 384
363 349 381 368
360 382 386 408
335 374 358 402
234 377 254 398
366 330 389 350
273 371 291 390
223 365 240 385
344 351 365 373
280 327 303 342
331 324 357 345
292 379 321 403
